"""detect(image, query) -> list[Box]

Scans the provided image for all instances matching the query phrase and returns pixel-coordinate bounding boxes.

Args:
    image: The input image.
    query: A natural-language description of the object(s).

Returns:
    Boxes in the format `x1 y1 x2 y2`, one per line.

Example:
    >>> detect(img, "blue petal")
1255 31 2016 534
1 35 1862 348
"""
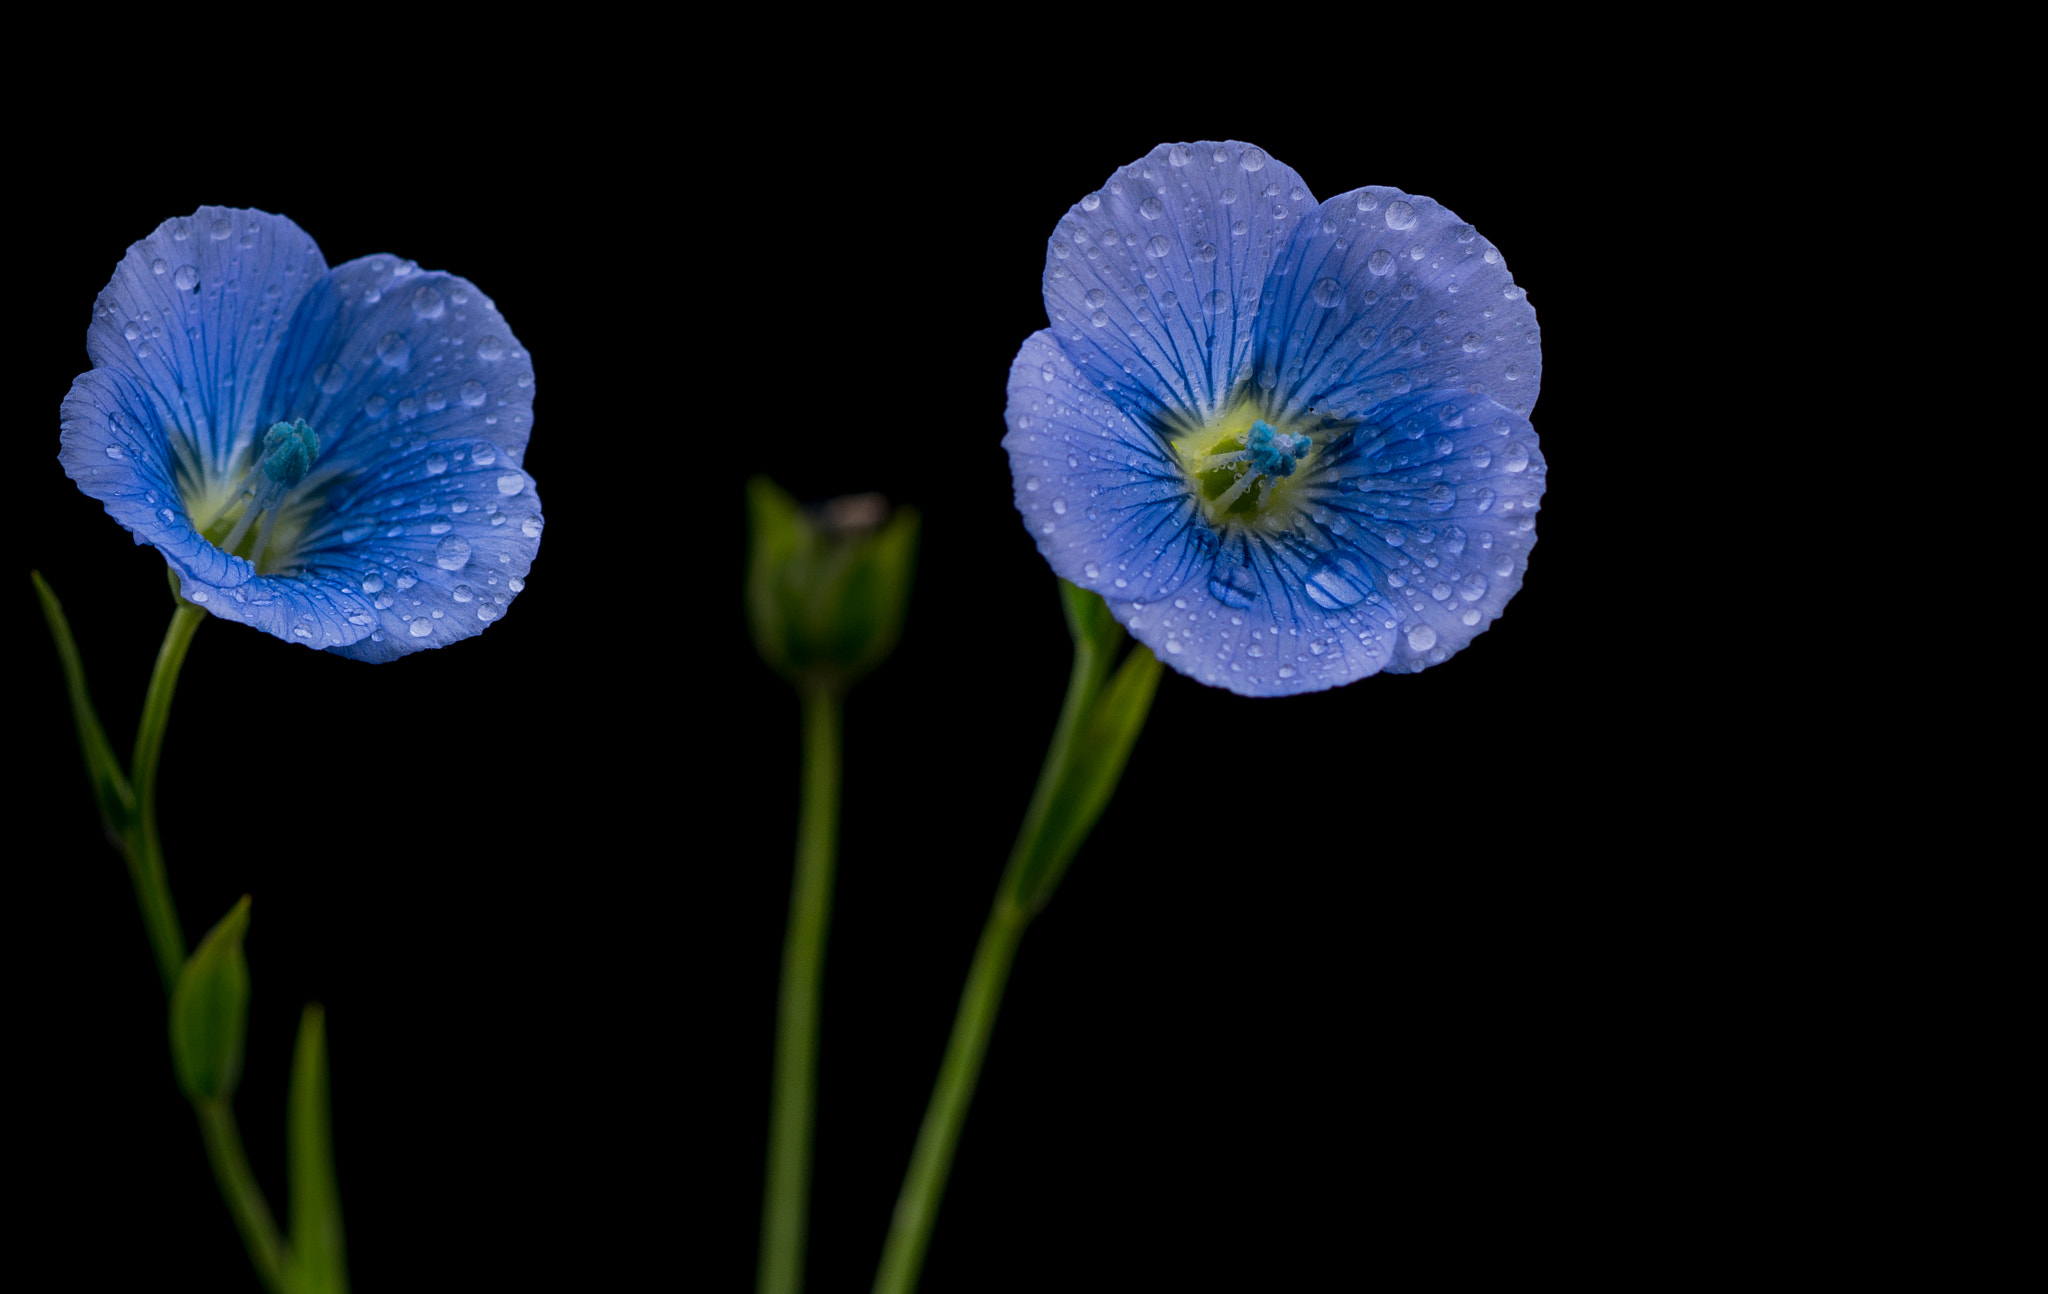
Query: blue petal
315 440 543 662
1256 187 1542 426
1004 330 1215 603
262 255 537 468
1042 142 1317 433
59 365 246 585
80 207 327 484
1297 390 1545 673
1119 530 1401 697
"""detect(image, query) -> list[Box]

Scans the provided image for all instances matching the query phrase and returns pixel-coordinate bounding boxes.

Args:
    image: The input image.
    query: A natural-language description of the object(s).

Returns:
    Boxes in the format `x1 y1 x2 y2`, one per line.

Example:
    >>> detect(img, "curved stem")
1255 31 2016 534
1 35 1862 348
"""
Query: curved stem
870 898 1027 1294
129 601 204 995
871 638 1106 1294
760 683 844 1294
196 1098 286 1293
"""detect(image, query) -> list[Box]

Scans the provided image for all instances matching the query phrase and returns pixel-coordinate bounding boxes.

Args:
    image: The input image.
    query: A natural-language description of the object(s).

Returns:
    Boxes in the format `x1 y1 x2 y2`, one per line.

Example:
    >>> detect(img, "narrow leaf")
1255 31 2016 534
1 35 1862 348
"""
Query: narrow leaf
30 571 134 837
284 1004 349 1294
1058 579 1122 660
1008 643 1164 911
170 896 252 1102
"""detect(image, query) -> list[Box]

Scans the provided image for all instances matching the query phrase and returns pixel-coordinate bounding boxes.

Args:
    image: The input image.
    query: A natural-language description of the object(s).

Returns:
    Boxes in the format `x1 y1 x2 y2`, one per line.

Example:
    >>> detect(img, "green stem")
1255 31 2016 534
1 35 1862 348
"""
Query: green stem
870 641 1107 1294
870 897 1028 1294
760 683 844 1294
196 1098 286 1293
122 599 290 1289
129 600 204 995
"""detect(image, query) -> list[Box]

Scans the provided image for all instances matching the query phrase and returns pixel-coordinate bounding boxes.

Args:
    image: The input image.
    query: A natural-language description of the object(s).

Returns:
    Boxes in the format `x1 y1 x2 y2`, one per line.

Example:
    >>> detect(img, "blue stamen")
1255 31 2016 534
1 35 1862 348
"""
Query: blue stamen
260 419 320 488
1245 419 1311 477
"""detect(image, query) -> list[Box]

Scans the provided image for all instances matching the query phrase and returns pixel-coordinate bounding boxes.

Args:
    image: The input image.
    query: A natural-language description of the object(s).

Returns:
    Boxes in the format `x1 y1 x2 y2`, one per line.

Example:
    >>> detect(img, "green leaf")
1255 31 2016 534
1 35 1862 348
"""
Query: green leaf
1058 578 1122 662
170 896 252 1102
283 1004 349 1294
30 571 135 839
1007 641 1163 912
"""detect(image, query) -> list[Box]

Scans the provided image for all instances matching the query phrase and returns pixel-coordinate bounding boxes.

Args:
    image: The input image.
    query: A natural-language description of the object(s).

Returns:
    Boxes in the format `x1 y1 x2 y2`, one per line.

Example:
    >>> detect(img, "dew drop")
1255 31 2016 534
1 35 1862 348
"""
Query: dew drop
497 473 524 496
426 453 449 476
409 618 434 637
459 380 487 407
151 259 167 276
173 265 200 291
361 573 385 593
472 444 497 465
1385 201 1417 230
452 584 474 602
1312 278 1342 308
1024 476 1040 492
478 336 505 361
1503 443 1530 472
376 332 410 367
1407 624 1438 650
435 536 472 570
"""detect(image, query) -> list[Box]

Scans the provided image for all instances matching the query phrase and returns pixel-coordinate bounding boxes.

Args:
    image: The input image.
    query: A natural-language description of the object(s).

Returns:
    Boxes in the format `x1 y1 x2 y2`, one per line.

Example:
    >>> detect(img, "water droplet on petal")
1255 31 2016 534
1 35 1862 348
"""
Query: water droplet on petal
1385 201 1417 230
459 380 487 407
410 618 434 637
497 473 524 496
173 265 200 291
1407 624 1437 650
435 536 472 570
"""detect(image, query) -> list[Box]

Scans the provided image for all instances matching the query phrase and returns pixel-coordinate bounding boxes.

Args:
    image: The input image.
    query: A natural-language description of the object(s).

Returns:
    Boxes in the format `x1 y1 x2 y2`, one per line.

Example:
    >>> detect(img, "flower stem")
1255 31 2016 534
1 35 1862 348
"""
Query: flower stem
196 1098 286 1293
128 600 204 996
870 633 1110 1294
120 598 289 1291
760 682 844 1294
869 895 1028 1294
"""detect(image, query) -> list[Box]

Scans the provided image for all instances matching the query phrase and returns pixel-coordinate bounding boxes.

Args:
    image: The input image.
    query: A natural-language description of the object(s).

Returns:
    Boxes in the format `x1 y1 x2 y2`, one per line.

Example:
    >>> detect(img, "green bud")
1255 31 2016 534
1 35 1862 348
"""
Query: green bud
746 477 919 690
170 896 252 1102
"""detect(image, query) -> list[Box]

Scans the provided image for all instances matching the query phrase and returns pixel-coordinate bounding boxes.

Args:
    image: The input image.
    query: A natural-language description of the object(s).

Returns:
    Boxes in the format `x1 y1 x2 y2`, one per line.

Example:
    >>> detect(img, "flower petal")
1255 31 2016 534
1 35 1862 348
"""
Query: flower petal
59 365 246 585
1042 142 1317 433
1121 532 1401 697
308 438 544 663
1299 390 1545 673
1257 187 1542 426
1004 330 1215 603
81 207 327 482
262 255 536 471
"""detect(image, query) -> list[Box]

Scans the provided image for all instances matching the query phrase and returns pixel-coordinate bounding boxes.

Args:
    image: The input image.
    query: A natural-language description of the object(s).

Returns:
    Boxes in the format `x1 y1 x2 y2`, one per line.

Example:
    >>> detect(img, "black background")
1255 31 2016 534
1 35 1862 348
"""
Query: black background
15 74 1784 1291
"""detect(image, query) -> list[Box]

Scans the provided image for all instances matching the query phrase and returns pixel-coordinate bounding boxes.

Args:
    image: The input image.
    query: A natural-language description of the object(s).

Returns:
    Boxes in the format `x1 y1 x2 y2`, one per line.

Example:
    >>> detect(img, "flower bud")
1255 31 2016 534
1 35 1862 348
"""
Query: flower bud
746 477 918 690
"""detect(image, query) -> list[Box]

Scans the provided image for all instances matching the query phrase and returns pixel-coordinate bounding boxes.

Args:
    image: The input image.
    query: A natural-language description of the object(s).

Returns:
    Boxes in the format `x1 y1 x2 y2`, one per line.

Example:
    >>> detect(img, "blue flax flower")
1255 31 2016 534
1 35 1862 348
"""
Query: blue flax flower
61 207 541 661
1005 143 1543 696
